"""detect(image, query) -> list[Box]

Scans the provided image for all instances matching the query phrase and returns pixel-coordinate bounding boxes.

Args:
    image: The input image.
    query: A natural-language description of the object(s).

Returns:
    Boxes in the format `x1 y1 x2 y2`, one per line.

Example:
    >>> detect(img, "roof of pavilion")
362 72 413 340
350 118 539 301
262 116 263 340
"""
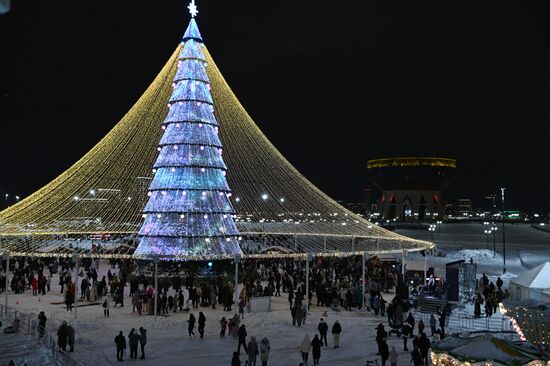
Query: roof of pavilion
0 24 432 260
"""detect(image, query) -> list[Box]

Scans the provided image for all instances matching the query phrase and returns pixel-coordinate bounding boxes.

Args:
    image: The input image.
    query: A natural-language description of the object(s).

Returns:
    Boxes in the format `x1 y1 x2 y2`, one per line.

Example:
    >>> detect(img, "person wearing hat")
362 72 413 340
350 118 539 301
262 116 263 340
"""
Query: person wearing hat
317 318 328 347
331 320 342 349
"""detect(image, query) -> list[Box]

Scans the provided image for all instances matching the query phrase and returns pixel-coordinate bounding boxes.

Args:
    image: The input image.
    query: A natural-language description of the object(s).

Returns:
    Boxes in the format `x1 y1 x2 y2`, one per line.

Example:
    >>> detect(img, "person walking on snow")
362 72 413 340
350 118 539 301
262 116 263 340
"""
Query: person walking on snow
332 320 342 348
198 312 206 338
300 334 311 365
429 314 437 336
317 318 328 347
139 327 147 359
128 328 140 360
220 317 228 337
114 330 126 362
237 324 248 354
188 313 196 337
311 334 322 365
259 337 270 366
247 336 259 366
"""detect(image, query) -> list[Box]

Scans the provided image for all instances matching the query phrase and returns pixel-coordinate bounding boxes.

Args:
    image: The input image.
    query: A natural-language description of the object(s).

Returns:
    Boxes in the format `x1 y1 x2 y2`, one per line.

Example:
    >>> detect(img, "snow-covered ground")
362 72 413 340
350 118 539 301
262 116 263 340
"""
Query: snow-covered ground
5 222 547 366
1 262 437 366
396 222 550 276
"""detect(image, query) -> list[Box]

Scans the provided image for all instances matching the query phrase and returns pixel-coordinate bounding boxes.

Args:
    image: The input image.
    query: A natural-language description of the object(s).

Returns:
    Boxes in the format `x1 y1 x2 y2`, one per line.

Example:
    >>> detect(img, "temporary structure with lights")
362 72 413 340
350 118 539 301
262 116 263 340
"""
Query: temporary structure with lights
0 6 432 260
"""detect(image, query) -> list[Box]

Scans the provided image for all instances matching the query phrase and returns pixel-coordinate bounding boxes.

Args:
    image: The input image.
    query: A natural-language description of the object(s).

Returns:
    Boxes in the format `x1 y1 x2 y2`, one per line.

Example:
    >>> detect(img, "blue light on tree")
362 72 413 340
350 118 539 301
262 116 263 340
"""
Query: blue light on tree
135 15 241 258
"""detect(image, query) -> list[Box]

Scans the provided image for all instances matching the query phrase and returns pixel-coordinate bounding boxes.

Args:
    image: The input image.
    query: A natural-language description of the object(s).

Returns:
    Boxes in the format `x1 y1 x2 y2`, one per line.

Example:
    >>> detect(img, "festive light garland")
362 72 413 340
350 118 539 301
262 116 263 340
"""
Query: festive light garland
0 14 433 259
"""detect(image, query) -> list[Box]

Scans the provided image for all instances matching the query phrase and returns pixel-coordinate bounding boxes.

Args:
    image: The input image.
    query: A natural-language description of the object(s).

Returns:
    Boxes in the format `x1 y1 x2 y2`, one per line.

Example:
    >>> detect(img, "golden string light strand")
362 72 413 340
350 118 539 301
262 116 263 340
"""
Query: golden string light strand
0 42 432 258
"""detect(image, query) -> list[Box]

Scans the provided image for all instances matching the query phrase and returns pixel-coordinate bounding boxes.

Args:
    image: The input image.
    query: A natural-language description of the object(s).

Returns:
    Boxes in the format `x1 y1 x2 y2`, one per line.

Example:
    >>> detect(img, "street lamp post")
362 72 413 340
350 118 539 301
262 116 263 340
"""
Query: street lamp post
491 225 498 257
501 188 506 273
429 224 436 242
483 229 492 250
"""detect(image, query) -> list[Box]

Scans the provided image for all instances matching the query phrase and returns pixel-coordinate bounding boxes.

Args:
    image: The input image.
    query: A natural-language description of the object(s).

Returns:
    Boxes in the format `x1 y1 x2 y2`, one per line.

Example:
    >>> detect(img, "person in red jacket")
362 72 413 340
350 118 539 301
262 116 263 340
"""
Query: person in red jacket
31 276 38 296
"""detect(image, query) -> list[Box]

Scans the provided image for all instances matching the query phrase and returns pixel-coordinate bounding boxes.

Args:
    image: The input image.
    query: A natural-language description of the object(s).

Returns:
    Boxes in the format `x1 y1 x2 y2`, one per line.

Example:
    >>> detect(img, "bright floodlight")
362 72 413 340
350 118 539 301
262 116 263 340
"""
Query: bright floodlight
280 198 285 203
261 194 268 200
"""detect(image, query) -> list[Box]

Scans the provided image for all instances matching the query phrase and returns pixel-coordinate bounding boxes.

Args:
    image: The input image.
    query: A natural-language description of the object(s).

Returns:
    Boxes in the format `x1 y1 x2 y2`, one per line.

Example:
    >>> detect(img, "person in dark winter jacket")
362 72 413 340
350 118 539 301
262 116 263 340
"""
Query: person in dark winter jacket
401 322 412 351
67 324 75 352
198 312 206 338
220 317 228 337
331 320 342 348
237 324 248 354
410 345 422 366
380 339 389 366
231 351 241 366
376 323 387 355
317 318 328 347
128 328 140 360
188 313 196 337
115 331 126 361
311 334 322 365
418 332 431 366
429 315 437 336
37 312 47 337
247 336 259 366
406 312 415 332
139 327 147 359
57 321 68 351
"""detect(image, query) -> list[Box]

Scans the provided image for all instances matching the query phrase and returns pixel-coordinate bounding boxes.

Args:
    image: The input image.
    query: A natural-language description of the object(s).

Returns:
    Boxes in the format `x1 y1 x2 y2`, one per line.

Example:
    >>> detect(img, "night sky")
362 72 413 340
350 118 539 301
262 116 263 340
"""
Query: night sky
0 1 548 213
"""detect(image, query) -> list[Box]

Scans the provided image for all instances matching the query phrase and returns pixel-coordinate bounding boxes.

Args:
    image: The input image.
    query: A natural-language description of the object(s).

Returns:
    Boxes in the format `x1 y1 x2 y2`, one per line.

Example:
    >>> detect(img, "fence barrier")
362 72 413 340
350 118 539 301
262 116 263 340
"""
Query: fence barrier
0 303 83 366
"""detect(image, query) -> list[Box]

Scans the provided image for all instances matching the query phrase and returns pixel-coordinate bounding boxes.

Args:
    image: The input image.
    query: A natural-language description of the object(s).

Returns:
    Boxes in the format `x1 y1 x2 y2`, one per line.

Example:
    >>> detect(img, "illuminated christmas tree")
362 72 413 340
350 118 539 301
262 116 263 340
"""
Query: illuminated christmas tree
135 3 241 258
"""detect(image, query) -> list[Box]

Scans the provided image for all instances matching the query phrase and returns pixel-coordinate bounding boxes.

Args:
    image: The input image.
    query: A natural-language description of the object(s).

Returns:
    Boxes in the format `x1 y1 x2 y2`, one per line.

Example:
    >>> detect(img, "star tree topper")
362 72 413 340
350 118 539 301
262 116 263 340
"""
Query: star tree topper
188 0 198 17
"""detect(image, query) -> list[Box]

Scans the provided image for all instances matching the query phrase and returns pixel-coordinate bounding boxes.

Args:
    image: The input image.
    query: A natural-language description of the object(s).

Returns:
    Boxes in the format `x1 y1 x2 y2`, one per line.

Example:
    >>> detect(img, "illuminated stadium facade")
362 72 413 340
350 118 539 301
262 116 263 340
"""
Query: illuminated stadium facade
367 157 456 222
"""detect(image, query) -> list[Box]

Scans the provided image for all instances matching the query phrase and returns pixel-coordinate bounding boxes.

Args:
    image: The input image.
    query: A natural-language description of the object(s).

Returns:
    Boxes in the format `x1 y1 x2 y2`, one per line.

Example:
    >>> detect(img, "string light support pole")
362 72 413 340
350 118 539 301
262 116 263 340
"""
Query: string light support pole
501 188 506 273
305 253 311 314
154 257 159 322
72 253 79 334
3 251 9 313
362 251 366 310
234 254 241 305
423 251 427 286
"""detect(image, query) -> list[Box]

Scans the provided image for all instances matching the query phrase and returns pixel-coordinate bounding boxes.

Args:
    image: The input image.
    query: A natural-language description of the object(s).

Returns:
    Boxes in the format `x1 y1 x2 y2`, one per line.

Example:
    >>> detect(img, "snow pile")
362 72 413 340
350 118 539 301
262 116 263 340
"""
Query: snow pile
446 249 503 265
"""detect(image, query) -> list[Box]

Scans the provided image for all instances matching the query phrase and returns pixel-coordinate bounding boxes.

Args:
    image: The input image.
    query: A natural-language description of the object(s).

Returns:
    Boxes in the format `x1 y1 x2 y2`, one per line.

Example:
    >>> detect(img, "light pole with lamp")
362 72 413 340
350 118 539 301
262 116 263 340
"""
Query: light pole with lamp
429 224 436 242
483 229 492 250
491 225 498 257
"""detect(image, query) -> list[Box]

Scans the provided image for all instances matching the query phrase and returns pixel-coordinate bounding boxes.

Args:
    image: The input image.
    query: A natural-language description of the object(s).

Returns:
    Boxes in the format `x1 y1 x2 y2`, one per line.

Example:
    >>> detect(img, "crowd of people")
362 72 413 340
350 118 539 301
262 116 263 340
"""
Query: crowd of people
474 274 510 318
1 254 509 365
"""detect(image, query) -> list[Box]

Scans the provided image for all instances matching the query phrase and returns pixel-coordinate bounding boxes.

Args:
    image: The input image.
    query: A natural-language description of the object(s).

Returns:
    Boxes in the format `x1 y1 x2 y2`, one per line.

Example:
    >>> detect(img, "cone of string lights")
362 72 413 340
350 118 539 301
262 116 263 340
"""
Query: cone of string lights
135 8 242 260
0 2 432 258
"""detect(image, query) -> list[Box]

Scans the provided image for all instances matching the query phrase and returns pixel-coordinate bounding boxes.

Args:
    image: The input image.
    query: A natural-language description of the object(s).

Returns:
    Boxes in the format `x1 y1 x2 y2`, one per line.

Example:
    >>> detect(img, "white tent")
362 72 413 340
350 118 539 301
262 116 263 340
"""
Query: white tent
510 261 550 302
